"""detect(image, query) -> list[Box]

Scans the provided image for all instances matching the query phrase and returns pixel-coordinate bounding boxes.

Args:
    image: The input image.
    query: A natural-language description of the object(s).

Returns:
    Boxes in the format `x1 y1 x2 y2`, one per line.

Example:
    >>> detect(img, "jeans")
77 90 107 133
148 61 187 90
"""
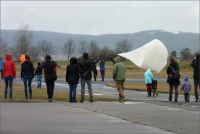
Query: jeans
194 79 200 100
37 75 42 88
45 79 55 99
69 84 77 101
81 79 93 101
4 77 13 98
100 70 105 81
169 85 178 101
116 81 125 99
23 75 33 98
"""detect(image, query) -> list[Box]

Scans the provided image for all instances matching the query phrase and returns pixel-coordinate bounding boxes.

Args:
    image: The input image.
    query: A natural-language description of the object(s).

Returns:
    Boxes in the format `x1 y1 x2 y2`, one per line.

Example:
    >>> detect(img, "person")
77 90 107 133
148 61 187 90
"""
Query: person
110 54 116 65
91 56 99 81
42 55 57 102
78 52 93 102
99 58 106 81
113 56 126 102
152 77 158 97
180 75 191 102
35 62 43 88
3 54 16 99
0 57 4 79
66 58 79 102
167 57 180 102
144 69 153 97
191 54 199 102
21 55 34 99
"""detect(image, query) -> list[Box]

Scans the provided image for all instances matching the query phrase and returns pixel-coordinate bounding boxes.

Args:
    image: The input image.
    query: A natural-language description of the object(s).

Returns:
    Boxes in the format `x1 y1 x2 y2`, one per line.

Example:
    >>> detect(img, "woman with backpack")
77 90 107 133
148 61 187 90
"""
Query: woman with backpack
167 57 180 102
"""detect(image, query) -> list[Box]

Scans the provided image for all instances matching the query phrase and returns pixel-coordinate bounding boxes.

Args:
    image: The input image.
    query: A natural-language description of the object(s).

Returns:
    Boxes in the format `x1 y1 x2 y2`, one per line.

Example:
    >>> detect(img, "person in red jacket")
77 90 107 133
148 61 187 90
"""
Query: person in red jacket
3 54 16 99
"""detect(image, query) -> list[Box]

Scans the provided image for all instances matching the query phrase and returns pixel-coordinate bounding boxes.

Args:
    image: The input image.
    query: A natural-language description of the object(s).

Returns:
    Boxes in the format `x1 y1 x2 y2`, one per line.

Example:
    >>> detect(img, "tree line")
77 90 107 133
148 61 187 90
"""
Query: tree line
0 24 198 61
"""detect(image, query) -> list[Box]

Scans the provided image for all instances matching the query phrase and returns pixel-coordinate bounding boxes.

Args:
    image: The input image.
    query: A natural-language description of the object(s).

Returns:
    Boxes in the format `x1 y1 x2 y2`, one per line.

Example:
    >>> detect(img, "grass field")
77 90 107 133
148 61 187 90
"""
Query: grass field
106 82 195 96
0 83 121 102
13 60 193 79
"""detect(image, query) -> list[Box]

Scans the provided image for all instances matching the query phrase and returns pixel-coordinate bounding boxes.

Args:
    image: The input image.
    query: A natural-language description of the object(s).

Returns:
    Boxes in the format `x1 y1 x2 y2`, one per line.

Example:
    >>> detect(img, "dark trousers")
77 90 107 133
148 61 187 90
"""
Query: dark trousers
100 70 105 81
45 79 55 99
169 85 178 101
0 70 3 79
194 79 199 100
93 70 97 80
184 93 190 101
4 77 13 98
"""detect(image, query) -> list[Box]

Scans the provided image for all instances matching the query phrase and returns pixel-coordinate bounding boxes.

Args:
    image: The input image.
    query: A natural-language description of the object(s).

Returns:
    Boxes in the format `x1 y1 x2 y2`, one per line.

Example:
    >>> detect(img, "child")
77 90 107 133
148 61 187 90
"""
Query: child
34 62 43 88
152 77 158 97
180 75 191 102
144 69 153 97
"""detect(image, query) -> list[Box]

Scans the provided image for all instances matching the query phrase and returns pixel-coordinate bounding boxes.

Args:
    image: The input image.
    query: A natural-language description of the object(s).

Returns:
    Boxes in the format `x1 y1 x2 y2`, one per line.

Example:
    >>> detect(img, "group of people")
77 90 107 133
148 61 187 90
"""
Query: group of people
0 53 199 103
144 54 199 102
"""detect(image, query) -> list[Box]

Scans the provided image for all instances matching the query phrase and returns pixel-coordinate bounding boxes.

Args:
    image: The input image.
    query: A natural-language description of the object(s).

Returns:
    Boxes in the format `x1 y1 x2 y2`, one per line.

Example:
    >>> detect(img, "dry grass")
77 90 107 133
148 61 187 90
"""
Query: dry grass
0 83 119 102
106 82 195 96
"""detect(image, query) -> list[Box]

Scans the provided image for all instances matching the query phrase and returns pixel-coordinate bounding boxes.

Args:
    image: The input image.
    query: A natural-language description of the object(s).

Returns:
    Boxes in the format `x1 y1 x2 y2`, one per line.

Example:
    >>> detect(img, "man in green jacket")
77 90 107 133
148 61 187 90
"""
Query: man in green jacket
113 56 126 101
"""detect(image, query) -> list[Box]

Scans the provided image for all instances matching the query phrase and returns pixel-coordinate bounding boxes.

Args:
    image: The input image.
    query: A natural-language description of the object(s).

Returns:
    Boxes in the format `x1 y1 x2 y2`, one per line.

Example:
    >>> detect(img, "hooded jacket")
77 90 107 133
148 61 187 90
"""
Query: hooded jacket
42 60 57 80
144 69 153 84
167 63 180 85
21 60 34 77
3 54 16 77
99 60 105 71
180 75 191 93
78 56 93 79
191 55 199 81
113 56 126 81
66 58 79 84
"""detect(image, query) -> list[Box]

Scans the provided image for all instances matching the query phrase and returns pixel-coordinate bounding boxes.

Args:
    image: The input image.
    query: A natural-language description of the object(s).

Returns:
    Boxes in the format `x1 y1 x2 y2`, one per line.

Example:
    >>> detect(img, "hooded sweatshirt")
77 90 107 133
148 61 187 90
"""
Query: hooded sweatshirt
3 54 16 77
113 56 126 81
180 75 191 93
144 69 153 84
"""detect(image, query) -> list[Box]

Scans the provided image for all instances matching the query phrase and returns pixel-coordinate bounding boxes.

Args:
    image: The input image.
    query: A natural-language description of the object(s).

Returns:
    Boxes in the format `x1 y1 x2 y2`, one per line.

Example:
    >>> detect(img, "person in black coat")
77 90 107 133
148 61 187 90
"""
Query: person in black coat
167 57 180 102
34 62 43 88
21 55 34 99
191 54 199 102
42 55 57 102
91 56 99 81
66 58 79 102
78 52 93 102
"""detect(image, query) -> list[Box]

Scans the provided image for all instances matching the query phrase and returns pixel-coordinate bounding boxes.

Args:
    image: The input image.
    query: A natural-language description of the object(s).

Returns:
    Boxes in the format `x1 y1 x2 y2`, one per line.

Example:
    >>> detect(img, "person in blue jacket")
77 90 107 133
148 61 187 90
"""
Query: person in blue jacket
0 57 4 79
144 69 153 97
99 58 106 81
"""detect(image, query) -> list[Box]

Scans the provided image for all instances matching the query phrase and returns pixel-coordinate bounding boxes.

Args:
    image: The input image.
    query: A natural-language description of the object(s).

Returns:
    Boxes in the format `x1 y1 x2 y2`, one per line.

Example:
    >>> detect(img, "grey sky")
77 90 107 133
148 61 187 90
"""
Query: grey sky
1 1 199 35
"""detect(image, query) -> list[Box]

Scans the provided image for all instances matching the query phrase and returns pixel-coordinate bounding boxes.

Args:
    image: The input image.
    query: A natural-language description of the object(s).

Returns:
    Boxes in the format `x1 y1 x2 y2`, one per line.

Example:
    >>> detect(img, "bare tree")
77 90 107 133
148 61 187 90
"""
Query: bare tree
29 46 40 61
180 48 192 60
37 40 55 58
88 40 99 57
0 37 8 57
78 40 89 55
13 24 34 58
63 39 76 61
116 39 133 53
99 46 109 59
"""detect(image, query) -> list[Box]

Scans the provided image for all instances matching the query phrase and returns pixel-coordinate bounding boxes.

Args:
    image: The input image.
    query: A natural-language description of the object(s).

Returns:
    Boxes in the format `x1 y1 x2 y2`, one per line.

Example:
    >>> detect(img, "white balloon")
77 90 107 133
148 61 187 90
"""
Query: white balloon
118 39 168 73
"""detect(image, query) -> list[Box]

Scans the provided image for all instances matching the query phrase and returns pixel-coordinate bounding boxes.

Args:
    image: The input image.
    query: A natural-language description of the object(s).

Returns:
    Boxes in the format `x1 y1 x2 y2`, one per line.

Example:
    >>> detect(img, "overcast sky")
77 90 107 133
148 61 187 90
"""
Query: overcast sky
1 1 199 35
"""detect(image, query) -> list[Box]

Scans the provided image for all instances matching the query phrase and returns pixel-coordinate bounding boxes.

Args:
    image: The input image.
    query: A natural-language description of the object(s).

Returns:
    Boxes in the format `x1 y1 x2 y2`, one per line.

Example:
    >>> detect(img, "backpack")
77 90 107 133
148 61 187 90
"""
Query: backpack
170 66 180 80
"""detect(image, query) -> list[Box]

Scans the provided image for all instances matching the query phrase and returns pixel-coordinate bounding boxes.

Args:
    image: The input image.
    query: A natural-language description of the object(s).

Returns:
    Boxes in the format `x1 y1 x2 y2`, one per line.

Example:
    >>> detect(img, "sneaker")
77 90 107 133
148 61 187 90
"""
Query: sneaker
49 99 53 102
79 100 84 103
73 100 78 103
195 99 198 102
69 100 73 103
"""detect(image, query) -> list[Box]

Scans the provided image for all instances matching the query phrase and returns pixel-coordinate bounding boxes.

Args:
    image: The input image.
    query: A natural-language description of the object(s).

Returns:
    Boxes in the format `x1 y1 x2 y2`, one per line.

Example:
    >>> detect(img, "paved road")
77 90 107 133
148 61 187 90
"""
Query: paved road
13 78 196 102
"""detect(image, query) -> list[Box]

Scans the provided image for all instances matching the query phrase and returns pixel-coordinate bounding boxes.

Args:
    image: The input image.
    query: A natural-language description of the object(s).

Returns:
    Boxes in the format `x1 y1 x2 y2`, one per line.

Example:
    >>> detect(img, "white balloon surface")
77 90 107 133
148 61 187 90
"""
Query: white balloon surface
118 39 168 73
